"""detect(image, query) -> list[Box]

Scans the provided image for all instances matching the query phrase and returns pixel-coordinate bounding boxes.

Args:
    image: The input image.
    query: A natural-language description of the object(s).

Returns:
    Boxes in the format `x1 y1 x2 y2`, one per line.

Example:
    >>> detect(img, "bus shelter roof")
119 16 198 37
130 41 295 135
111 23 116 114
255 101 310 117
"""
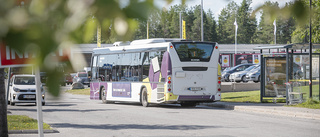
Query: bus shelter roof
254 43 320 50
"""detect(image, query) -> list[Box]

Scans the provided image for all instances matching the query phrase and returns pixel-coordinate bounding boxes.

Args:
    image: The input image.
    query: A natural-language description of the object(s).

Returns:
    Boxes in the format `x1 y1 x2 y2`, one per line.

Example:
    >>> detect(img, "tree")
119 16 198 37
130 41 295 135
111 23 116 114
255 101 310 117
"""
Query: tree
217 1 238 44
191 5 202 41
205 9 218 42
252 1 279 44
237 0 257 44
291 0 320 43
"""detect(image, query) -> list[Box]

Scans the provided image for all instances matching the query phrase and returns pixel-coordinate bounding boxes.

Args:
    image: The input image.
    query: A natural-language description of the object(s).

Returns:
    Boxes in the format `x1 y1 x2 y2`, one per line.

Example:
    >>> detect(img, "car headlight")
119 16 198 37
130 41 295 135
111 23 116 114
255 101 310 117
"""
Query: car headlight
13 87 20 92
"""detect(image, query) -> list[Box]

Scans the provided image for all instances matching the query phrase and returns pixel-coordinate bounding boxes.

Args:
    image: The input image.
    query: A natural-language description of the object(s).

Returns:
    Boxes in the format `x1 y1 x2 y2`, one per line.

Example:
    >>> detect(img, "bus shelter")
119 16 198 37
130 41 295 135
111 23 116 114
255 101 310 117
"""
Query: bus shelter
254 43 320 104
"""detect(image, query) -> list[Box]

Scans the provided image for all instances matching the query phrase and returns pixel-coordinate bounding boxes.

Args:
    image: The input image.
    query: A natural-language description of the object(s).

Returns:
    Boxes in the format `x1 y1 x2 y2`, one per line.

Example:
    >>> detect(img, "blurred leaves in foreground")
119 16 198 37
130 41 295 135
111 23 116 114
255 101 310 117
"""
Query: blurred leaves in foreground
0 0 186 96
253 0 320 43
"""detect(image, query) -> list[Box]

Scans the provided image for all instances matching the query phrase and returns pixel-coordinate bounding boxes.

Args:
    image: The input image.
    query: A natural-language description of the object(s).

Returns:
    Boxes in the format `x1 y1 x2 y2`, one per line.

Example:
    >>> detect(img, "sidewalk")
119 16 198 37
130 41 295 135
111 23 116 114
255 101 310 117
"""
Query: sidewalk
201 102 320 120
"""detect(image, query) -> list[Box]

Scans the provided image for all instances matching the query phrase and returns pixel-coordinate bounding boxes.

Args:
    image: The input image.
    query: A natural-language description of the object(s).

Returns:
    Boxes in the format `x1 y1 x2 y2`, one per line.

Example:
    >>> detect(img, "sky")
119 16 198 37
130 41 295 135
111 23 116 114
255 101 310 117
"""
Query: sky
155 0 295 20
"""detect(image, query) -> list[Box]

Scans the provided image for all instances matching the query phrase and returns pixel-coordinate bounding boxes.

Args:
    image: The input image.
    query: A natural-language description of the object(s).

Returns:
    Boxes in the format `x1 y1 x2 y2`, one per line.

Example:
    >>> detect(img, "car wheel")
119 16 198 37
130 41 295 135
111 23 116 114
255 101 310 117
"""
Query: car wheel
242 76 248 83
226 75 230 82
10 99 15 106
141 88 149 107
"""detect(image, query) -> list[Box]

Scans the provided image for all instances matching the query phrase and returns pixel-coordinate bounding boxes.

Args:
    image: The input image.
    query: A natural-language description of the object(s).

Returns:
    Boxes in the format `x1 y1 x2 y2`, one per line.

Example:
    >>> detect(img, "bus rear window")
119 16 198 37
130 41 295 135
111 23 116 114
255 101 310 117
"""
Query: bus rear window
173 43 214 62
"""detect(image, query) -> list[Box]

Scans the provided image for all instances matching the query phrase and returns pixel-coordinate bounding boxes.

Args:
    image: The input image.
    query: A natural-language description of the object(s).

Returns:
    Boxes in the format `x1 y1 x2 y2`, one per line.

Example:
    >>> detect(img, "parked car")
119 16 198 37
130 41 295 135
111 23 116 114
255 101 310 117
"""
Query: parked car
246 67 261 83
221 63 254 82
230 65 260 82
73 72 90 87
8 75 45 106
65 73 73 85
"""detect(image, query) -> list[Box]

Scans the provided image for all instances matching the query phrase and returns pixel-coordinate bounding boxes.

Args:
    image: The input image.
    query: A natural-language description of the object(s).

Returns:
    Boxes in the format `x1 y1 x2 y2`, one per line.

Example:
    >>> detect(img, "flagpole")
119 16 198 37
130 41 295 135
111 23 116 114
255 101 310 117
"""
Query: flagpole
201 0 203 41
234 18 238 65
273 19 277 45
233 18 238 91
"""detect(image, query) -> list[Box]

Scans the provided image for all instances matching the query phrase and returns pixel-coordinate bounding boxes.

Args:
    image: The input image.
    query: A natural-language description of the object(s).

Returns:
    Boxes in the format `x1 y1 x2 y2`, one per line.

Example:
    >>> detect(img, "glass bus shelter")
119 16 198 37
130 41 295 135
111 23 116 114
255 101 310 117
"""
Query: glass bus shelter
254 43 320 104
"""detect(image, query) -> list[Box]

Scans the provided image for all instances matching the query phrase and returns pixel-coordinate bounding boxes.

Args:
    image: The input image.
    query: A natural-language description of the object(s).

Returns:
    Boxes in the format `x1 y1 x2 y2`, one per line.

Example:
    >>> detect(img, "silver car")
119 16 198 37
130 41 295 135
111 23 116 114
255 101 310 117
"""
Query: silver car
229 65 259 83
246 67 261 83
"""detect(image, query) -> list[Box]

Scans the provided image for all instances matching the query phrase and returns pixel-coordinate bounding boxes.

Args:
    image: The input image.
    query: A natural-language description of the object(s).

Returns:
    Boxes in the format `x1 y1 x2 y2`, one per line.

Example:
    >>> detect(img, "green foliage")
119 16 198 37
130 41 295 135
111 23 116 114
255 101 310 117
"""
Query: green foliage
289 99 320 109
291 0 320 43
133 4 217 42
217 1 239 44
237 0 257 44
0 0 174 97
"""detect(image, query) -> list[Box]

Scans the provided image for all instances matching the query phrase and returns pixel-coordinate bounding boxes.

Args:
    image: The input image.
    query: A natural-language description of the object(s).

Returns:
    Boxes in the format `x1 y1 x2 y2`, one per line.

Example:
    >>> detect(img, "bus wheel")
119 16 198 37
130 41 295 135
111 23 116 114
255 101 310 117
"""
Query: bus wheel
101 87 107 104
180 102 197 107
141 88 149 107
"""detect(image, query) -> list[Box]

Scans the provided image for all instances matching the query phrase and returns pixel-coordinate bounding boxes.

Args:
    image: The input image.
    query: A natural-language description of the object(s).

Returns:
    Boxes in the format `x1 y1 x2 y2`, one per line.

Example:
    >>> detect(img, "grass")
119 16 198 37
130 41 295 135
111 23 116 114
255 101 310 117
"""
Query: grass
65 88 90 95
221 89 320 109
7 115 51 130
289 99 320 109
221 90 261 103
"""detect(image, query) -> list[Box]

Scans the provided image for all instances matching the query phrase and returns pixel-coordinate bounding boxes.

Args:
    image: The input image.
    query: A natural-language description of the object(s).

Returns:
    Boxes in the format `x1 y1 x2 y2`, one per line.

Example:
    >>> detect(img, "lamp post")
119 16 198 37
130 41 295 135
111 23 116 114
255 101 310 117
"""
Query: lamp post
309 0 312 98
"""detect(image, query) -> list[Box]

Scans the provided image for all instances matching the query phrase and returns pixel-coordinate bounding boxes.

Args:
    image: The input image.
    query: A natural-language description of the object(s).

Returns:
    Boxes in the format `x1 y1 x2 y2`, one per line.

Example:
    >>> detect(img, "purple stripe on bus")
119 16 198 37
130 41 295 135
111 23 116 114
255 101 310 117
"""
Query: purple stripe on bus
90 82 108 100
112 83 131 98
161 51 172 82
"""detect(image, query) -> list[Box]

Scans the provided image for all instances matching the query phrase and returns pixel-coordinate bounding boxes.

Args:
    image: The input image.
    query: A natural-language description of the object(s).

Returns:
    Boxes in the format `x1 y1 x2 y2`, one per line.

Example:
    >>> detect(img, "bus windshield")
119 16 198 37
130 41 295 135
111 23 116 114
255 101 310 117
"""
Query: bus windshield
173 43 214 62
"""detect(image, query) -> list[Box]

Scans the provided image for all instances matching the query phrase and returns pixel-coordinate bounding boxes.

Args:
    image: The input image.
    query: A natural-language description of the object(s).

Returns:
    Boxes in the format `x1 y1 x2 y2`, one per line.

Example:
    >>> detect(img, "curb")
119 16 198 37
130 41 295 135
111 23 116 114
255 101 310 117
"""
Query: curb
9 129 59 134
201 103 320 120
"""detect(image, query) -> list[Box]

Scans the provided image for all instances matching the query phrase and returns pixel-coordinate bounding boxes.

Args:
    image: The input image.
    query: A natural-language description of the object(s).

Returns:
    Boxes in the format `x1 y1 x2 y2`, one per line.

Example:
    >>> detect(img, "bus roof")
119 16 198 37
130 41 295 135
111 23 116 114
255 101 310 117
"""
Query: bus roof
130 38 183 45
92 42 170 55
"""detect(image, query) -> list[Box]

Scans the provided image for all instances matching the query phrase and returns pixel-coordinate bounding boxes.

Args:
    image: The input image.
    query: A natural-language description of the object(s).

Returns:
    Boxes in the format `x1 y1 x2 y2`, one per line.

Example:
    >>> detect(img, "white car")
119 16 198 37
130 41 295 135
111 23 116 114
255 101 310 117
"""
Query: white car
8 75 45 106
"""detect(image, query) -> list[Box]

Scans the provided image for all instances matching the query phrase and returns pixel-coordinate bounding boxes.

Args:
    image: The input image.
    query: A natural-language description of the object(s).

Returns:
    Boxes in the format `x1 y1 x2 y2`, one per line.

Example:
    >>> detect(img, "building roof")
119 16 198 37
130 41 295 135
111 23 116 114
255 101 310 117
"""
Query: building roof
254 43 320 50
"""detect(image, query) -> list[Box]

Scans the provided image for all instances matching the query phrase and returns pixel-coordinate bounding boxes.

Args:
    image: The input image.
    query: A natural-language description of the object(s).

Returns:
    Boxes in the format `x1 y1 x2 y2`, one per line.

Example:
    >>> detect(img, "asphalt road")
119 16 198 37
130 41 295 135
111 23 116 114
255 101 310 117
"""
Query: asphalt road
8 86 320 137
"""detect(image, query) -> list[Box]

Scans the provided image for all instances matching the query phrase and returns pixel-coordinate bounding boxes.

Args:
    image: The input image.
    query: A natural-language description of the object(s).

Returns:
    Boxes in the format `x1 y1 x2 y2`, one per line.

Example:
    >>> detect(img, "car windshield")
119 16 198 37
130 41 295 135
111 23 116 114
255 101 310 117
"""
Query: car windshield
244 65 258 71
14 76 35 85
78 73 88 77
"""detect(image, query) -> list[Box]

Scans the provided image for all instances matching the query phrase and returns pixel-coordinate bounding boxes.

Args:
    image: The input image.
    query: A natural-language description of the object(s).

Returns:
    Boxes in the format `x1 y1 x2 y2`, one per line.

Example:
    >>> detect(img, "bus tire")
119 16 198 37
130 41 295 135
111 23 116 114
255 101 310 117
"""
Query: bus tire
101 87 107 104
141 88 149 107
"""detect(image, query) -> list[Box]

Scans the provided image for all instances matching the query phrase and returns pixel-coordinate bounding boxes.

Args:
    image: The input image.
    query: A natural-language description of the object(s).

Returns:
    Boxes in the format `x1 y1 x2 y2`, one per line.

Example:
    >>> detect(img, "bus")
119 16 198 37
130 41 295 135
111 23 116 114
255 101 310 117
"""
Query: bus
90 39 221 107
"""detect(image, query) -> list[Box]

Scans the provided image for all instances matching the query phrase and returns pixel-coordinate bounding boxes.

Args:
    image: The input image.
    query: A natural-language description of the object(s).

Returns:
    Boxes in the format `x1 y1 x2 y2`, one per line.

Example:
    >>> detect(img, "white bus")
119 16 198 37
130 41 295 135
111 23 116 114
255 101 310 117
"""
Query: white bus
90 39 221 107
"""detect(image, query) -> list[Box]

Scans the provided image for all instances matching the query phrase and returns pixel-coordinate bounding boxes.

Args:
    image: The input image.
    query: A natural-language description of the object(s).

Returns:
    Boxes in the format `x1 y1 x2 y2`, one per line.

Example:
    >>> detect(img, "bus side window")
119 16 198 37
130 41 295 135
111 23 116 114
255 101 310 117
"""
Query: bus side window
141 52 150 81
98 55 106 81
91 56 98 81
131 53 139 82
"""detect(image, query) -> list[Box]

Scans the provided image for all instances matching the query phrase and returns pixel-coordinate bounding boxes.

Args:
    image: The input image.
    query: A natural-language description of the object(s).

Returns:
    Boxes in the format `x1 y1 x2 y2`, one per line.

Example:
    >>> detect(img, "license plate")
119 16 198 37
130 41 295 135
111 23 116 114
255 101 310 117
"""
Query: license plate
24 95 35 99
188 87 202 91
